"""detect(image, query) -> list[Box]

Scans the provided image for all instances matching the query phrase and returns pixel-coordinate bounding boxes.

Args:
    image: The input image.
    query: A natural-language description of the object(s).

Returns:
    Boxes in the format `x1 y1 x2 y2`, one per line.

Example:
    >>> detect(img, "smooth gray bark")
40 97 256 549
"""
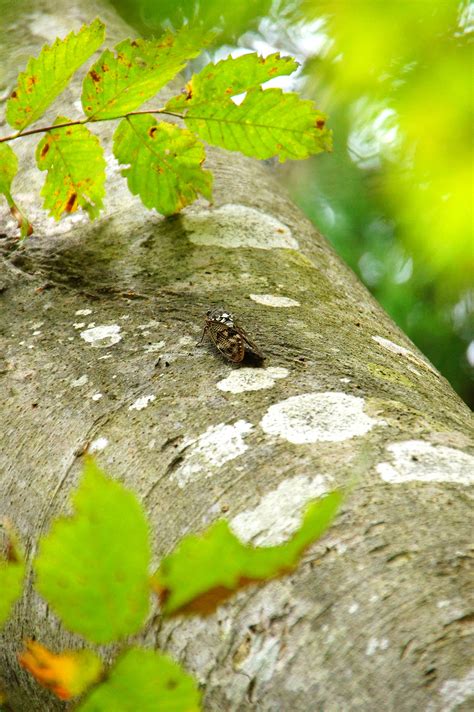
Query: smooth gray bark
1 1 473 711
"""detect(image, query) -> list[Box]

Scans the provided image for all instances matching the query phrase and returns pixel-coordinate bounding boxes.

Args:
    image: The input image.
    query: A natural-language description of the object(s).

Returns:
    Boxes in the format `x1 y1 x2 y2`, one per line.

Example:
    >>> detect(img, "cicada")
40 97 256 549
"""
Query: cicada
200 307 265 364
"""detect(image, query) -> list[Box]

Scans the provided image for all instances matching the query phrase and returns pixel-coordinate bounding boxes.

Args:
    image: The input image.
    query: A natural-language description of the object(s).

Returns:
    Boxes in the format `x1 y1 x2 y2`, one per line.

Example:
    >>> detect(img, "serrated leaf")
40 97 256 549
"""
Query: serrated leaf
19 640 103 701
183 87 332 162
0 523 25 627
78 648 201 712
35 117 105 220
153 491 342 616
82 28 204 120
34 459 151 644
166 52 298 111
6 19 105 131
0 143 33 237
113 116 212 215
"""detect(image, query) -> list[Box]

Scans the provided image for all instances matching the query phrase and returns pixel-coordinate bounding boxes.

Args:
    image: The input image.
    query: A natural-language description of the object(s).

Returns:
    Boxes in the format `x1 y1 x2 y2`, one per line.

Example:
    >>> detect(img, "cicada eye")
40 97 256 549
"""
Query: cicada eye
206 309 212 317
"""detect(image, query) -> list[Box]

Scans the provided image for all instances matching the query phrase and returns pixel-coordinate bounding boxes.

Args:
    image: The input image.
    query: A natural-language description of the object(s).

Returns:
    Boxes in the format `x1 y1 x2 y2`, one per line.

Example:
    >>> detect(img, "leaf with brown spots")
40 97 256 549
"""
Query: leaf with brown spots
6 19 105 131
113 115 212 216
182 86 332 162
151 491 342 616
166 51 298 112
35 116 105 220
0 143 33 238
81 27 206 120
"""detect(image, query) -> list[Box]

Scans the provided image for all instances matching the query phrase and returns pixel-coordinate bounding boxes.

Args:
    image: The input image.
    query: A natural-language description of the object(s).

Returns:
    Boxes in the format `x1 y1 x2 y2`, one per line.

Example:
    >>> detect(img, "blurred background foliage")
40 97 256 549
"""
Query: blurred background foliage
110 0 473 407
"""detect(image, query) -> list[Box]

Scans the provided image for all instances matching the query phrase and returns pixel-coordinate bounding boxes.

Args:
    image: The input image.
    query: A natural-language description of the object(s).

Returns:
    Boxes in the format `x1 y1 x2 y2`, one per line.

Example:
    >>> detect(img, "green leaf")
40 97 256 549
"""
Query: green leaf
153 491 342 616
34 459 151 644
78 648 201 712
183 87 332 162
6 19 105 131
36 117 106 220
166 52 298 111
0 143 33 237
0 524 25 627
82 29 204 120
113 116 212 216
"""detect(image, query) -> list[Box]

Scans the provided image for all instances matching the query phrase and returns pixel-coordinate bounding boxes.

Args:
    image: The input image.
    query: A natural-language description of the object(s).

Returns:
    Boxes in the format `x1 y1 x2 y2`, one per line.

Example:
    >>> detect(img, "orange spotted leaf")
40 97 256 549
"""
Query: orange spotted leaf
6 20 105 131
19 640 103 700
35 117 105 220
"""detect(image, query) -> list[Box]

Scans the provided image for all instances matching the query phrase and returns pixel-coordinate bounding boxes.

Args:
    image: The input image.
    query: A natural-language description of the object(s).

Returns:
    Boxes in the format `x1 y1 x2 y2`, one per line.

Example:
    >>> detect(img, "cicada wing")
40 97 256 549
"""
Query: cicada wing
208 322 245 363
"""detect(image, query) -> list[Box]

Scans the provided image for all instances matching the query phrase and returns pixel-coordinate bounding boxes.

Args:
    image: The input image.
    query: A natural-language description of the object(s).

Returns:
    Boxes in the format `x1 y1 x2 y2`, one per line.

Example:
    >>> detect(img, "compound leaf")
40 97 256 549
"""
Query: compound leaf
82 29 204 120
34 459 151 644
6 19 105 131
0 143 33 237
166 52 298 111
153 491 342 616
113 115 212 215
19 640 103 701
183 87 332 162
36 117 105 220
0 524 25 627
78 648 201 712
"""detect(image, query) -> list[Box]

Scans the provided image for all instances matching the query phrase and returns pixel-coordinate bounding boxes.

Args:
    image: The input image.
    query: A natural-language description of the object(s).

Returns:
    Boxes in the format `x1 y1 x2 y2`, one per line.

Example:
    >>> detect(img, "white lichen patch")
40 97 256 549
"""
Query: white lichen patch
80 324 122 348
249 294 300 307
75 309 92 316
171 420 253 488
438 668 474 712
260 392 382 444
91 393 103 401
376 440 474 486
70 375 88 388
129 395 156 411
88 437 109 453
365 637 389 656
138 320 160 330
230 474 330 546
217 367 289 394
183 204 298 250
372 335 437 373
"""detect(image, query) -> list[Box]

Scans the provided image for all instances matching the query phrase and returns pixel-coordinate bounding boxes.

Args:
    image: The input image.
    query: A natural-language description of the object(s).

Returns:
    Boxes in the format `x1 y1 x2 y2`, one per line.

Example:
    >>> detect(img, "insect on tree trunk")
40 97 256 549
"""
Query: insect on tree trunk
0 1 473 711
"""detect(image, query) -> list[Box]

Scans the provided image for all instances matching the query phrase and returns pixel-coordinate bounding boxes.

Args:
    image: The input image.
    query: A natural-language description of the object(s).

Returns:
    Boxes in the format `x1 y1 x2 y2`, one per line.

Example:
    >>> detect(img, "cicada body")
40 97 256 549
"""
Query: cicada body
201 308 265 364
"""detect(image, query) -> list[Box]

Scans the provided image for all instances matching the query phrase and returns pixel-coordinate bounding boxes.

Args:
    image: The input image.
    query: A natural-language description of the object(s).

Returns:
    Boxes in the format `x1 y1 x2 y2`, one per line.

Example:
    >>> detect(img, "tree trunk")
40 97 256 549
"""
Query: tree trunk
1 2 473 711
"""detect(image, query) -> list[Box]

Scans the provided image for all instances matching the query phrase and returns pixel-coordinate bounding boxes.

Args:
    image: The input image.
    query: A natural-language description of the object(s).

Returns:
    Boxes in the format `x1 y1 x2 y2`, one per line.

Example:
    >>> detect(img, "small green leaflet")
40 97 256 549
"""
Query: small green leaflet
183 87 332 162
113 116 212 215
6 19 105 131
153 491 342 616
82 28 204 120
77 648 201 712
34 459 151 644
0 143 33 237
166 52 299 111
0 524 25 627
36 117 106 220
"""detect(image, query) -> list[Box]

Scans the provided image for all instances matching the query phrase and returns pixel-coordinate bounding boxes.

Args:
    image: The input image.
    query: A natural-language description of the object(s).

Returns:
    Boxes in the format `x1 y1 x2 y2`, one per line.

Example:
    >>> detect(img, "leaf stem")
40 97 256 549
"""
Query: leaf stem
0 109 184 144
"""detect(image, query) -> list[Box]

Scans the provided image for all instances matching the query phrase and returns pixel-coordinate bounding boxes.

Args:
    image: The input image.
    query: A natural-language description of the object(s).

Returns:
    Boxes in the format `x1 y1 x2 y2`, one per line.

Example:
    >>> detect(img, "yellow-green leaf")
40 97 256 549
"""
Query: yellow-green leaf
153 491 342 616
184 87 332 162
0 524 25 627
6 19 105 131
36 117 105 220
113 116 212 216
82 28 203 120
78 648 201 712
0 143 33 237
34 459 151 644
